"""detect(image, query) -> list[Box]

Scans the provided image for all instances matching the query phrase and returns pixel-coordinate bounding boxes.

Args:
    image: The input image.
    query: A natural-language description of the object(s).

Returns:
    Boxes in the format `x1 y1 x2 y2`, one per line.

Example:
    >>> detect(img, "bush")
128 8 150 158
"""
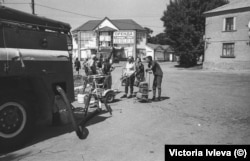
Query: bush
179 52 197 67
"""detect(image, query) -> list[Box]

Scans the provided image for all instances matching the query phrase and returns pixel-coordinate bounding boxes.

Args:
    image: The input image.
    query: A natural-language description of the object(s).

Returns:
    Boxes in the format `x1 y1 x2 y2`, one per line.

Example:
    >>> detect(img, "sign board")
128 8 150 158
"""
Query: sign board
113 31 135 44
99 35 111 41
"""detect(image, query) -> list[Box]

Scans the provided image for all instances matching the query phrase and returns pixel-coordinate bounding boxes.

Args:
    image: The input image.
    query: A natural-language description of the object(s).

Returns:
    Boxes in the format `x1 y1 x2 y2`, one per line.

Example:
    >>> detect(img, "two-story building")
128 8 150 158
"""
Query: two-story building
72 17 147 60
203 0 250 70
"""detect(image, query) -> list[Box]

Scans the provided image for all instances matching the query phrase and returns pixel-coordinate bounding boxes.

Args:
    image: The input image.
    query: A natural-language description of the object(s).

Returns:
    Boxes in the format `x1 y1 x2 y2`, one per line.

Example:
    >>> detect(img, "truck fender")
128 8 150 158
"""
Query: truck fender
102 89 115 97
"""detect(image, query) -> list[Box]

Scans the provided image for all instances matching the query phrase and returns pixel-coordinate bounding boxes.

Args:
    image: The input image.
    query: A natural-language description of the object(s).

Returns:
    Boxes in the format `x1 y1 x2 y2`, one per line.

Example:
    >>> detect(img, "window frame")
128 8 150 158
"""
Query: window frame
223 17 236 32
221 43 235 58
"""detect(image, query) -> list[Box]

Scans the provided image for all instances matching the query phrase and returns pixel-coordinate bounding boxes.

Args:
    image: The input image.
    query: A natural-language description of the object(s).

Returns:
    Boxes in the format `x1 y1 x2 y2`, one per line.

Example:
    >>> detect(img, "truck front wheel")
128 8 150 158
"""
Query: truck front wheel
0 98 34 152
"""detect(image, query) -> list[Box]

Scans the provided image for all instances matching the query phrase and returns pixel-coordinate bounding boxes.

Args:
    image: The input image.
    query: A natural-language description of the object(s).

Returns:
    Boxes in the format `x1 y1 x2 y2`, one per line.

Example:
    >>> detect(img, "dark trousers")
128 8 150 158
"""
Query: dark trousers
125 75 135 95
153 75 163 98
104 74 112 89
153 75 163 89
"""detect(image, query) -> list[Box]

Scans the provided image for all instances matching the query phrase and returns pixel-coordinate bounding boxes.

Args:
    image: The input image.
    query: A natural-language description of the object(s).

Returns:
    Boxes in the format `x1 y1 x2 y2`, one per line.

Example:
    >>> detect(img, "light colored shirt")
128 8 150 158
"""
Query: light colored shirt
87 59 97 74
125 62 135 76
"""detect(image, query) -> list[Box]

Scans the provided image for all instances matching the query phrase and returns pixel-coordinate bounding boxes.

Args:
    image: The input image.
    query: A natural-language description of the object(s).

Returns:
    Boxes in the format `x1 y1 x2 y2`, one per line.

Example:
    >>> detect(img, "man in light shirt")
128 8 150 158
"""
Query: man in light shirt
121 56 136 98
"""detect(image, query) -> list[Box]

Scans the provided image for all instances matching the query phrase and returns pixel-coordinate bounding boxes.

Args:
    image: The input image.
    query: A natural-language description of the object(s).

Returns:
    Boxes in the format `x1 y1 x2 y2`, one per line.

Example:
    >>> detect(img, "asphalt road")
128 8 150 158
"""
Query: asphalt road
1 62 250 161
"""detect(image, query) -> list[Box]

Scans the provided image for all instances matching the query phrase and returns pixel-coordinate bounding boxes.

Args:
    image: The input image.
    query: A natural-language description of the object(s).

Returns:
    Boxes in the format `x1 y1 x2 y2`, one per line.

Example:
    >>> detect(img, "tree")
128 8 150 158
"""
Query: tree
148 33 168 45
161 0 228 66
144 27 153 40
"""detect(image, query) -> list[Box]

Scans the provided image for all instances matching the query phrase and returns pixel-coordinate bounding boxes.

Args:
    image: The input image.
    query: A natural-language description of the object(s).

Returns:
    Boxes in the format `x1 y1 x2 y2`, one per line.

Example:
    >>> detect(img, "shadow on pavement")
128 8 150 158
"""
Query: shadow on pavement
83 113 110 127
1 110 110 155
0 151 33 161
174 64 203 70
110 99 121 103
142 96 170 103
160 96 170 101
30 111 110 144
133 95 170 103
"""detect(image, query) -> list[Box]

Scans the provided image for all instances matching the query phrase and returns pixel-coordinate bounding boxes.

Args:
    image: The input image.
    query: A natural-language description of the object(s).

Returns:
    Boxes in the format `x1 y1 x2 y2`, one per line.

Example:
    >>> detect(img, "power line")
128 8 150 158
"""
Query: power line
1 2 30 4
36 3 164 29
2 2 165 29
3 3 162 19
36 3 165 28
36 3 101 19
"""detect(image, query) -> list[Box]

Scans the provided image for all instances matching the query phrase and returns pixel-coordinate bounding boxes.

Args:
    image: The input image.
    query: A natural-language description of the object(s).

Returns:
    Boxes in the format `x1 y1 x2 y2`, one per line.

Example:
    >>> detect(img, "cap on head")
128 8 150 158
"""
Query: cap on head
91 54 97 59
146 56 152 61
128 56 134 61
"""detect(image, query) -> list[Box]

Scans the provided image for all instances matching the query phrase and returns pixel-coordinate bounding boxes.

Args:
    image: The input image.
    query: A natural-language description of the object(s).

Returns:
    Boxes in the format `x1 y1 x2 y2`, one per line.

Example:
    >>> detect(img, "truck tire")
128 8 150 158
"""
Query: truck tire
0 98 34 152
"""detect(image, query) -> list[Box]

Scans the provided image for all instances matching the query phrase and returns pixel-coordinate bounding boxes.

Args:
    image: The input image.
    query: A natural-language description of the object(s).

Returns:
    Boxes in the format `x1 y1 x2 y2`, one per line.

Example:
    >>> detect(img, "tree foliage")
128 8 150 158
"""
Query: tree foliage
144 27 153 39
161 0 228 66
148 33 168 45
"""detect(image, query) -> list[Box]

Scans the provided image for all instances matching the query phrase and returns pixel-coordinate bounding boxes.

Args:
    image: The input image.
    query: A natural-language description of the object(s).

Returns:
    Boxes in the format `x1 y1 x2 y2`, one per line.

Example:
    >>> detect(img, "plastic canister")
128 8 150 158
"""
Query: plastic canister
77 94 86 104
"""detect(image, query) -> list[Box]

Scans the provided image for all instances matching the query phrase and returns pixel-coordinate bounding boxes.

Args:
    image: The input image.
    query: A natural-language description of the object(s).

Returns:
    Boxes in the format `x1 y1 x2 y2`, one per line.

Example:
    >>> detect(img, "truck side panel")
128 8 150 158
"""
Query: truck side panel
0 25 74 124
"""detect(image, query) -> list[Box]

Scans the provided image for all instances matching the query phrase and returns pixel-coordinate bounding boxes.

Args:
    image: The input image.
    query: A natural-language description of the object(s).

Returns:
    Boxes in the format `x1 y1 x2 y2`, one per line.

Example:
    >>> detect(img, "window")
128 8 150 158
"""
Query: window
222 43 235 58
223 17 236 31
79 31 97 48
99 41 111 47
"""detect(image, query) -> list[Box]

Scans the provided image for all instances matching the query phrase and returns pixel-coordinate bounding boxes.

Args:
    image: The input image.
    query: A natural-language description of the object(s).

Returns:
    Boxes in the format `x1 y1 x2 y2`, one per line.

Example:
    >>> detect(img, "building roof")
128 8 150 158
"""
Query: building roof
73 20 101 32
147 43 174 52
72 18 145 32
204 0 250 16
98 26 117 32
147 43 160 49
112 19 145 30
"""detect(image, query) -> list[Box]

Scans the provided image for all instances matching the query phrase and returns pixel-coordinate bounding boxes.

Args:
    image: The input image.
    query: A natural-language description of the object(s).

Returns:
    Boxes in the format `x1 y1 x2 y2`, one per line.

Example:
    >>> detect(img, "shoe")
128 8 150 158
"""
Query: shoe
127 95 133 98
151 96 156 101
157 97 161 101
121 94 127 98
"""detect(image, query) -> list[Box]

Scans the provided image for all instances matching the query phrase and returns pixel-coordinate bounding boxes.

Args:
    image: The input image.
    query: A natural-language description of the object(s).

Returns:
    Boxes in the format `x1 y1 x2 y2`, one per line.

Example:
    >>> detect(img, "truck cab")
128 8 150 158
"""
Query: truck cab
0 6 74 152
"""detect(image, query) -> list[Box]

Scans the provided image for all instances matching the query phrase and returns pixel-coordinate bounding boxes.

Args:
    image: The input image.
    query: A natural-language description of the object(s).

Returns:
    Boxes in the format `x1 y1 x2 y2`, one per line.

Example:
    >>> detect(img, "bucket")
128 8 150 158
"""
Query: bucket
77 94 86 104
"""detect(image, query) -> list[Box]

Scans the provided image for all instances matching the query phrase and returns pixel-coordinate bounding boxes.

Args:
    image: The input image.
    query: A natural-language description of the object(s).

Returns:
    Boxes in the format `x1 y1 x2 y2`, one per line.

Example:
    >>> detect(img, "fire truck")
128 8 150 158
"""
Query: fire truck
0 6 74 151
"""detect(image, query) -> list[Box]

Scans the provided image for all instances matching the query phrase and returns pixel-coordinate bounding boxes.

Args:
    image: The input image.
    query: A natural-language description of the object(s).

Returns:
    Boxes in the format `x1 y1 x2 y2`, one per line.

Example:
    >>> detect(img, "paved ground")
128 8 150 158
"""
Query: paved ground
1 62 250 161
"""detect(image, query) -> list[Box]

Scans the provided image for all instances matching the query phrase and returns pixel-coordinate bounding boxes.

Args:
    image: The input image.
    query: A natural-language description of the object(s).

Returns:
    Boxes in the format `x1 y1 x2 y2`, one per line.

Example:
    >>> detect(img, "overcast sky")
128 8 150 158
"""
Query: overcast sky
1 0 170 35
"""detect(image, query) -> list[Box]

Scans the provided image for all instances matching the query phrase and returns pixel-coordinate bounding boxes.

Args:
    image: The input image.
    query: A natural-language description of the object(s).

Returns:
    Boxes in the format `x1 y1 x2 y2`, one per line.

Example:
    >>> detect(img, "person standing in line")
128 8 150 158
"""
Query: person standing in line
96 53 103 69
74 58 81 75
87 55 97 75
121 56 136 98
82 58 89 76
102 58 114 89
99 53 103 64
145 56 163 101
135 57 145 84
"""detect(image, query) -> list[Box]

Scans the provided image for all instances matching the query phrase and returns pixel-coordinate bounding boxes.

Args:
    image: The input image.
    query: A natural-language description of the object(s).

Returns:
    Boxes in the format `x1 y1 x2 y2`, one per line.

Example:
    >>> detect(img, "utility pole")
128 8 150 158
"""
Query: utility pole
31 0 35 15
